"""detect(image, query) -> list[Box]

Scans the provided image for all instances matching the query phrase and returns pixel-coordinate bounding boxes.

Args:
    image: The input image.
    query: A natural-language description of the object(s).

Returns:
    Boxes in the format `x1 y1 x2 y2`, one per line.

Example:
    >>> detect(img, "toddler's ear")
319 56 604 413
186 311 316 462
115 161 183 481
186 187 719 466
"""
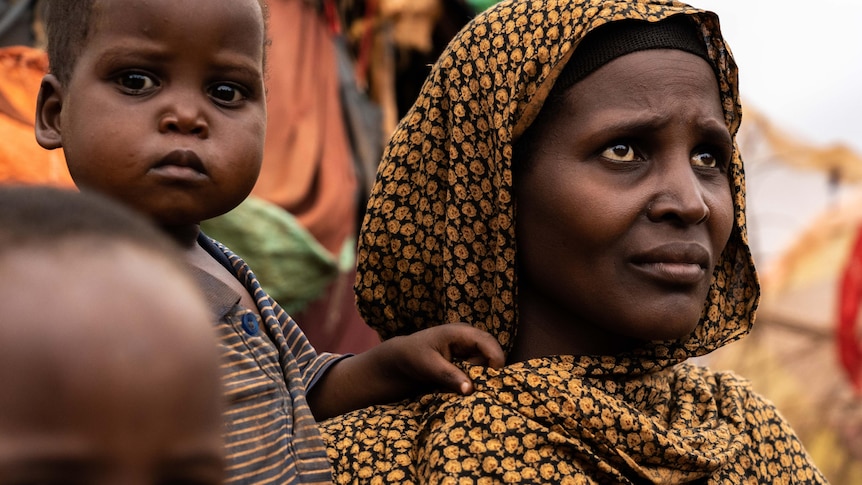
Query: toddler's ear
35 74 64 150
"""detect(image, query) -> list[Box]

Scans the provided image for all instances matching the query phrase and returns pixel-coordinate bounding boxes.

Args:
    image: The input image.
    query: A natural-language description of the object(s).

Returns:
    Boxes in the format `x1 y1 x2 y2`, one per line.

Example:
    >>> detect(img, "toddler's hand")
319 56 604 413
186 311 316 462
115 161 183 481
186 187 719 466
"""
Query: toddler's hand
389 323 505 395
308 323 504 420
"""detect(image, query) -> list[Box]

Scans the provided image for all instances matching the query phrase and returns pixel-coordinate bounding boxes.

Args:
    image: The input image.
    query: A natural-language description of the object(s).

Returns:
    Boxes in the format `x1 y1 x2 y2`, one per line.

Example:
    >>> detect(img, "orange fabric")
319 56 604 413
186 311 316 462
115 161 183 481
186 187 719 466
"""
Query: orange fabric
251 1 378 354
0 46 72 187
253 0 357 256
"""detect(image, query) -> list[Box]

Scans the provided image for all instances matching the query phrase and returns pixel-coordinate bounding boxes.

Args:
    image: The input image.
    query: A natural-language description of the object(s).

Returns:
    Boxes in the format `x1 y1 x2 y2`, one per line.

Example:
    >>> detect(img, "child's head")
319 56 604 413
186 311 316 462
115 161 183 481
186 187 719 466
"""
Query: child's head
38 0 269 87
0 185 224 483
35 0 269 231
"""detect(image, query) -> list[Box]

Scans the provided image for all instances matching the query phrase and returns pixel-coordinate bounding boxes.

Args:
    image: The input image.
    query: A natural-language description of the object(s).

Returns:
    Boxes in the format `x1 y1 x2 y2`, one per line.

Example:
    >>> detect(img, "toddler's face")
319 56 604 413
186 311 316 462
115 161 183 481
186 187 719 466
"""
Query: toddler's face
49 0 267 227
0 243 224 483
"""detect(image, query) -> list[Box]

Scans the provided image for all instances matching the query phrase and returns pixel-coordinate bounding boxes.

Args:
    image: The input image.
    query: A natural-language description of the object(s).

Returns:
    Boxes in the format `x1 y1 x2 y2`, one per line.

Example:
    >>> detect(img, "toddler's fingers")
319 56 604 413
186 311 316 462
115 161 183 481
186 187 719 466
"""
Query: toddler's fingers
472 330 505 368
432 357 475 395
446 323 505 369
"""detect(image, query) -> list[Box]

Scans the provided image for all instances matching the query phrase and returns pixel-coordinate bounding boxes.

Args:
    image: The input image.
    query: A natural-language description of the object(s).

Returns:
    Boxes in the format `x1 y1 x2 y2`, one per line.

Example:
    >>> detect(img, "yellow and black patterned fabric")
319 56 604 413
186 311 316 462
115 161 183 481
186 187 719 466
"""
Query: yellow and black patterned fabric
322 0 827 482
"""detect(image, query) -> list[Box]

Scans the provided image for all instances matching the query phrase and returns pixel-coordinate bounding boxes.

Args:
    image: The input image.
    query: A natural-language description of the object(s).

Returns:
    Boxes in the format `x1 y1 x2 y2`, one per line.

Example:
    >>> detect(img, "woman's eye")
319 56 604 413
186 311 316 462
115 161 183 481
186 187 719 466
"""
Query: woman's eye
691 151 718 168
208 83 246 104
116 72 157 92
601 143 637 162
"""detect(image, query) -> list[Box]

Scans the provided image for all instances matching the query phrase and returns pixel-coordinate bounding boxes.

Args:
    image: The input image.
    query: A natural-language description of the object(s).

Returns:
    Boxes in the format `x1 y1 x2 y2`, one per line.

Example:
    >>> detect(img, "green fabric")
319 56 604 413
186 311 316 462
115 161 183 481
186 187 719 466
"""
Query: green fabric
200 196 348 314
465 0 501 13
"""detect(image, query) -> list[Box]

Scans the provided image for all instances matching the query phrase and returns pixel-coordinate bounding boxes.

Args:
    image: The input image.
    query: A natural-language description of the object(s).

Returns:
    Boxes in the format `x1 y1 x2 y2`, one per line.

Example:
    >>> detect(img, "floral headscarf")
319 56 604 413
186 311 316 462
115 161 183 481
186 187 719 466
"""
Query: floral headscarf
355 0 755 367
324 1 826 482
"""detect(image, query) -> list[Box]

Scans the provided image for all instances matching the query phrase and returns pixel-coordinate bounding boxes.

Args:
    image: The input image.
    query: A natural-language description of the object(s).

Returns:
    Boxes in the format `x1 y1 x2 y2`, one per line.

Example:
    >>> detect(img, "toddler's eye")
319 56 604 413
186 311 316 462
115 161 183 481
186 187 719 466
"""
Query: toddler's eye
208 83 246 104
116 72 157 92
601 143 637 162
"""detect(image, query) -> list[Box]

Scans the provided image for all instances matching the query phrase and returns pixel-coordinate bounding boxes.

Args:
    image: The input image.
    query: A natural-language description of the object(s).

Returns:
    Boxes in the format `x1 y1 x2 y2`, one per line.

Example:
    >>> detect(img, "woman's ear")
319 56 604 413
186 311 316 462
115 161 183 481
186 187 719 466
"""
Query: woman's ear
35 74 64 150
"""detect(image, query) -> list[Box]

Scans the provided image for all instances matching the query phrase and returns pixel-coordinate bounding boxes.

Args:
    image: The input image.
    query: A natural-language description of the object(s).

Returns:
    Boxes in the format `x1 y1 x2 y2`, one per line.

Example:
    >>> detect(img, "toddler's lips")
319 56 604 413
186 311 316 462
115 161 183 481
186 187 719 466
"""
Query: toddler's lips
151 150 208 181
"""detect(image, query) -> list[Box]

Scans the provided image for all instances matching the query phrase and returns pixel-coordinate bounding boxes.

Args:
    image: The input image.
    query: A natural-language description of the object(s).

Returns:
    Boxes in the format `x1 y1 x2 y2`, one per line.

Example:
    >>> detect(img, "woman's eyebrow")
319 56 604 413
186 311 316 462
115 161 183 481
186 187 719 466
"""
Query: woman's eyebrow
583 112 673 135
695 117 733 146
587 112 731 141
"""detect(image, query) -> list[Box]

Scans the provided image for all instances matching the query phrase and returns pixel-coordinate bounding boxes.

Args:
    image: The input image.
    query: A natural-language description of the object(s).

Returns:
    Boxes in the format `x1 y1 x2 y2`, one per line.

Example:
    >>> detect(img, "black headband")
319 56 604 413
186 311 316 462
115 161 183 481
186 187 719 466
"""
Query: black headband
553 15 711 93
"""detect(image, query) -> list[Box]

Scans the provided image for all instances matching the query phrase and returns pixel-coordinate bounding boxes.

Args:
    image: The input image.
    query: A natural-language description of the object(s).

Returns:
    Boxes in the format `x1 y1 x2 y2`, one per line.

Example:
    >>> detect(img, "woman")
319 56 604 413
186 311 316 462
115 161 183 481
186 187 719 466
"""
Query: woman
322 0 826 482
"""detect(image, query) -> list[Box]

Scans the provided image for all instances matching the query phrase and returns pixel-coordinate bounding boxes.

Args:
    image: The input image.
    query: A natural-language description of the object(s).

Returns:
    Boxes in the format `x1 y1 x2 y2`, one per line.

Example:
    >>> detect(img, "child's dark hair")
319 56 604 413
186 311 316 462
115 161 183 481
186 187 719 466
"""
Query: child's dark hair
0 185 181 259
38 0 270 86
39 0 94 86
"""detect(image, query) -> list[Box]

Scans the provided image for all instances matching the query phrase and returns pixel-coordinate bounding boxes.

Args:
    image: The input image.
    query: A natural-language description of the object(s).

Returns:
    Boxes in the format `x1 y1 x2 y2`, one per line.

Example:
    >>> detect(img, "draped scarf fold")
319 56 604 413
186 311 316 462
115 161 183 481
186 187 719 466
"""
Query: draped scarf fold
322 0 826 482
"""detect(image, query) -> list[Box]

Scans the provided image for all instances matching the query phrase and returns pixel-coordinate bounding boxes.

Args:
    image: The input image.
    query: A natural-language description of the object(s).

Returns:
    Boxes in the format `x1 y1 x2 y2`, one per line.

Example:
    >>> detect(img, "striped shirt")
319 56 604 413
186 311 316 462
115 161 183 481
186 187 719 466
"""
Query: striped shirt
194 234 343 484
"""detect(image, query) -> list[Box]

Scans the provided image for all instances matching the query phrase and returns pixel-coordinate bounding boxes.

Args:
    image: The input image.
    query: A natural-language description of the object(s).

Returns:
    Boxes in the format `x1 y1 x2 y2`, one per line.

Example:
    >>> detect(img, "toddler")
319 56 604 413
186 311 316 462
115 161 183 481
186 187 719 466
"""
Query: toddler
34 1 504 482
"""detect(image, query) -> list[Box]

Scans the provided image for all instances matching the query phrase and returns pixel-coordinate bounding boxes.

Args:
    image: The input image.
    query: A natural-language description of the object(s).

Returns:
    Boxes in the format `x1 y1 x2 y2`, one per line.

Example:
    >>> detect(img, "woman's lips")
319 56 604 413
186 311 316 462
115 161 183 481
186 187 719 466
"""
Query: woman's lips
630 243 711 286
630 261 706 285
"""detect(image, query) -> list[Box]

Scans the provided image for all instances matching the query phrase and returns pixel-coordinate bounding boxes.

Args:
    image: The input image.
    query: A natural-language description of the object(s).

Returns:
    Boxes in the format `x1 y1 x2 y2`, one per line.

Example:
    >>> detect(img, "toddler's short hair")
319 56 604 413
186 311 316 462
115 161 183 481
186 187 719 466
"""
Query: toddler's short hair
39 0 270 86
39 0 95 86
0 185 181 260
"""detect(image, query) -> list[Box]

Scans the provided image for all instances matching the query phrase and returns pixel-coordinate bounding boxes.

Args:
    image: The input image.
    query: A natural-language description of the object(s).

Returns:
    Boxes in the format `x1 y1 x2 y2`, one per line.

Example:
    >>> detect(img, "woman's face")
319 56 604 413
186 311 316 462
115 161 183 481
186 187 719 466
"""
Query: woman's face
512 49 734 359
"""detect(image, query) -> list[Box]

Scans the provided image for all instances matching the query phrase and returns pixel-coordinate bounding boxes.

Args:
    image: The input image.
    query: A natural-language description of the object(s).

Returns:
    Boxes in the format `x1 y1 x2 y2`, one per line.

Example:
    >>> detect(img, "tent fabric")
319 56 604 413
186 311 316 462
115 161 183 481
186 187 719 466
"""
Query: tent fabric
0 45 71 187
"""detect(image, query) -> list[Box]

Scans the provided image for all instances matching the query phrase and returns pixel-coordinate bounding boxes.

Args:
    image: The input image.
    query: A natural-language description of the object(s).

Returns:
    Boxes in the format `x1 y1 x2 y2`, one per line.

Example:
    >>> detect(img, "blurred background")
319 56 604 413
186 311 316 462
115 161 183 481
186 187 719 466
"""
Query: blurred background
693 3 862 483
2 0 861 482
696 0 862 265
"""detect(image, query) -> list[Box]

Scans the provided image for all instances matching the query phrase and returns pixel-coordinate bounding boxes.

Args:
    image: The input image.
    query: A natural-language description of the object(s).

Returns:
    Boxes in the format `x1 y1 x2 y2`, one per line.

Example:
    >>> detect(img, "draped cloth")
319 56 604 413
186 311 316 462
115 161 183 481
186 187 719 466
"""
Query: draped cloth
232 0 380 354
252 0 356 257
0 45 71 186
321 0 827 482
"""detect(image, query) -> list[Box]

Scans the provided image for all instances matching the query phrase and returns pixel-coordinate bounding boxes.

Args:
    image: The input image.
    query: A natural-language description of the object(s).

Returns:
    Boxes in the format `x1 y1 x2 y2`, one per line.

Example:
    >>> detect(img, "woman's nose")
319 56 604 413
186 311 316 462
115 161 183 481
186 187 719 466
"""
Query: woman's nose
646 157 710 225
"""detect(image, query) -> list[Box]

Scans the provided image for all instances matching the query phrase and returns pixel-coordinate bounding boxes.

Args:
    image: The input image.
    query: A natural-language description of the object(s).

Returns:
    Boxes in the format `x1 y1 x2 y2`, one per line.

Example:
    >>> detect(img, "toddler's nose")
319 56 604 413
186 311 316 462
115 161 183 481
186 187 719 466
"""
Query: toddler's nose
158 98 209 138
